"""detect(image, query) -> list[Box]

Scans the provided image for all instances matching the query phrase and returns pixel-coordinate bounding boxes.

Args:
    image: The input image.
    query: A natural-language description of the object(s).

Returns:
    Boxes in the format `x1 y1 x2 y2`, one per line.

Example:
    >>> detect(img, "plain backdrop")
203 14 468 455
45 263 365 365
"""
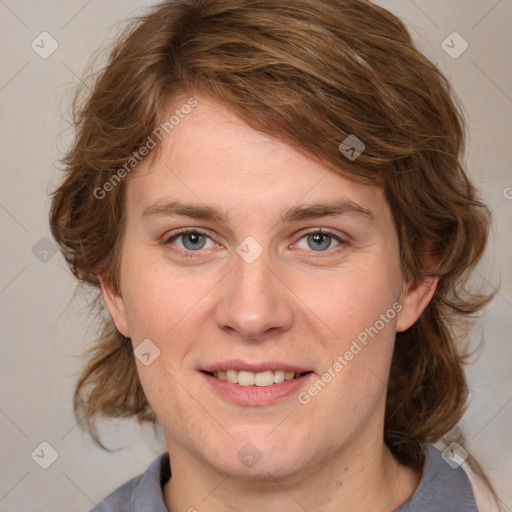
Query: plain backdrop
0 0 511 510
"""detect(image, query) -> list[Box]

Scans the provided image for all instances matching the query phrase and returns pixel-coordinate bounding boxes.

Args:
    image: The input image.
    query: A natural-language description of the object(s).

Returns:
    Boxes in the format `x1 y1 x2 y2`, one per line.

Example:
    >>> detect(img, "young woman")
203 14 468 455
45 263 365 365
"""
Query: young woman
50 0 501 510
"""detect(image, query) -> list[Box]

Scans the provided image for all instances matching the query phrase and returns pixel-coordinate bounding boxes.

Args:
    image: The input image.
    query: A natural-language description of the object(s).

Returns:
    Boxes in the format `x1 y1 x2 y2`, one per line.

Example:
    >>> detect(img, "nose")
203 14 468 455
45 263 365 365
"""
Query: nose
214 246 294 342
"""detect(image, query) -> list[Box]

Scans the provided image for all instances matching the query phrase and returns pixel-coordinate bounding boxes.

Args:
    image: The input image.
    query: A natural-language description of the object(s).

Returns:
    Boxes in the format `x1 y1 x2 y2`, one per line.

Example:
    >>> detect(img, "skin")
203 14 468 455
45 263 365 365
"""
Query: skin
101 95 438 511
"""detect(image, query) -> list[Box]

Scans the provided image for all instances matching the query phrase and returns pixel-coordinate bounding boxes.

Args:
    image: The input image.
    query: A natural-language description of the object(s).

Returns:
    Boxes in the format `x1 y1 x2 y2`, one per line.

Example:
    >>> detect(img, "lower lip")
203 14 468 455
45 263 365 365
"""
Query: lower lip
201 372 314 406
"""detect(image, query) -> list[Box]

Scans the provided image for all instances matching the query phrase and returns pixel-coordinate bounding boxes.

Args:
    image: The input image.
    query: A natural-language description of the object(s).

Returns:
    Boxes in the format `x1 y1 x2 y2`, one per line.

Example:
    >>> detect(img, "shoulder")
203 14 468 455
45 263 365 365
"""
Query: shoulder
89 452 170 512
397 442 501 512
462 467 501 512
396 443 479 512
432 440 501 512
90 474 142 512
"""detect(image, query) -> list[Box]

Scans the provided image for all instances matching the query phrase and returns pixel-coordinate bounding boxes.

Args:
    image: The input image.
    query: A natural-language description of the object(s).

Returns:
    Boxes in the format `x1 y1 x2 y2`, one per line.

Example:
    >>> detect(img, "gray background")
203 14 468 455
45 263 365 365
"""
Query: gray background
0 0 511 510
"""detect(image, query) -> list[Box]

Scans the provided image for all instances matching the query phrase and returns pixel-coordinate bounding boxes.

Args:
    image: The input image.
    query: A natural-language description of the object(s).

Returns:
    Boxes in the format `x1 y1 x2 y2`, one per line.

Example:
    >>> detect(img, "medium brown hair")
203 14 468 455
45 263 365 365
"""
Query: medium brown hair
50 0 494 469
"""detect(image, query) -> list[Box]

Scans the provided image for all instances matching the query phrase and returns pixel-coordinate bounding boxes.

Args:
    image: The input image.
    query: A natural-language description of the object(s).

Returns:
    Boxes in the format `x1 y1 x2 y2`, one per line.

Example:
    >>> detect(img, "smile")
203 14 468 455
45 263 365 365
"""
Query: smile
206 369 308 387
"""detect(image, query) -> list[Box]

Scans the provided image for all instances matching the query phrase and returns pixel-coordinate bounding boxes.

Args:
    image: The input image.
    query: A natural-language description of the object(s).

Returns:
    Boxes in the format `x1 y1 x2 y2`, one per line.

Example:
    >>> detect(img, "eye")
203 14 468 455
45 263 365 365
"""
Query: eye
165 229 217 252
163 228 347 256
294 230 345 253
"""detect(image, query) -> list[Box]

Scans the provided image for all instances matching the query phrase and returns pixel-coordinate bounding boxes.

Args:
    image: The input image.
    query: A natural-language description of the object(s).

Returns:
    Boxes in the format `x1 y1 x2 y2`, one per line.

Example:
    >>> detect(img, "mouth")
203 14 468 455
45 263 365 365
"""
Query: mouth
202 369 312 387
198 359 315 406
199 362 314 405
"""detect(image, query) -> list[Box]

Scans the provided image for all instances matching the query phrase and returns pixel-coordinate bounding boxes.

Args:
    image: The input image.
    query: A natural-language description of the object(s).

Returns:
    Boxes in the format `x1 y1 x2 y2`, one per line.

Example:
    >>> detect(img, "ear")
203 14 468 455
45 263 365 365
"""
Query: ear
396 274 439 332
98 274 131 338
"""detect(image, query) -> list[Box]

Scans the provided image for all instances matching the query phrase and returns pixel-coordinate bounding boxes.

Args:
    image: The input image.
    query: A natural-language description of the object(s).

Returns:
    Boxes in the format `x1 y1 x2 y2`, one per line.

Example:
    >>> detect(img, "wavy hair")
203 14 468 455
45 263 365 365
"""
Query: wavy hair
50 0 494 472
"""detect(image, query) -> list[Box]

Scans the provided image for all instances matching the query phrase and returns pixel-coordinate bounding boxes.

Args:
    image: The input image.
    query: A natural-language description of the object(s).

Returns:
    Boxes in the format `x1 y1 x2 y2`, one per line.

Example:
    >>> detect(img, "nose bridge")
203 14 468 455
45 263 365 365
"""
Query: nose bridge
215 241 294 339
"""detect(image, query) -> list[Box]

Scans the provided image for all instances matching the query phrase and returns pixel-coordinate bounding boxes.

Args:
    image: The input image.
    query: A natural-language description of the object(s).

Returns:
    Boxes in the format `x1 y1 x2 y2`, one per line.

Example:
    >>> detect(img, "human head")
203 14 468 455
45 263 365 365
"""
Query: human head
50 0 492 469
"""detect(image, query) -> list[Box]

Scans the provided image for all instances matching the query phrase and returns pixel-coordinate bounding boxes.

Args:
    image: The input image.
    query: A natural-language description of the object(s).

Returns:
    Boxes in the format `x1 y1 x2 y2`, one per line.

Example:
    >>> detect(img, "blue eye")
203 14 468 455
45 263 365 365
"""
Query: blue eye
166 230 215 251
295 232 342 252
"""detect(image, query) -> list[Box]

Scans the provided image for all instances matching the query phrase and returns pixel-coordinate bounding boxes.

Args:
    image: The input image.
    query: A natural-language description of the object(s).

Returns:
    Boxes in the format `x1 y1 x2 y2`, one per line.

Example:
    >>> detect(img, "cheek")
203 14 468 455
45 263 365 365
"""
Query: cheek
294 261 402 348
134 355 202 446
119 249 216 342
303 258 403 418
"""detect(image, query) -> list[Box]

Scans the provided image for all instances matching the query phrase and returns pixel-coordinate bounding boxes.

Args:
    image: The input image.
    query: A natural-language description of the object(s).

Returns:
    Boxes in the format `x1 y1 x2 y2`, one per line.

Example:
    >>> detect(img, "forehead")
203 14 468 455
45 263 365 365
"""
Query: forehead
125 95 387 222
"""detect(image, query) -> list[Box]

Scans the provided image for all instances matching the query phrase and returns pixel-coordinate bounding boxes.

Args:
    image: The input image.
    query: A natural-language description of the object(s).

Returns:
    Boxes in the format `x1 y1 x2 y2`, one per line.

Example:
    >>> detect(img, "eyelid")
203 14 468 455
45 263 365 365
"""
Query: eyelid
163 227 221 256
296 227 349 241
164 227 215 244
290 227 349 253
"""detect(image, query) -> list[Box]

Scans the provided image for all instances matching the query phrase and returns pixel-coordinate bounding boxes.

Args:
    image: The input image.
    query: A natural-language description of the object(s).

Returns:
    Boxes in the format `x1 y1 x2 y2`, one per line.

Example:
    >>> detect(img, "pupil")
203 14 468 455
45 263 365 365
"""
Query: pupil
184 233 206 250
309 233 331 251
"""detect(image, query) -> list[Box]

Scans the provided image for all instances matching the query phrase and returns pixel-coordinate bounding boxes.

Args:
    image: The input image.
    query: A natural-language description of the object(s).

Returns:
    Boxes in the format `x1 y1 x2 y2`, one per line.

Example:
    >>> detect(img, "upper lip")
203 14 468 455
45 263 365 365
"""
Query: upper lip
201 360 312 374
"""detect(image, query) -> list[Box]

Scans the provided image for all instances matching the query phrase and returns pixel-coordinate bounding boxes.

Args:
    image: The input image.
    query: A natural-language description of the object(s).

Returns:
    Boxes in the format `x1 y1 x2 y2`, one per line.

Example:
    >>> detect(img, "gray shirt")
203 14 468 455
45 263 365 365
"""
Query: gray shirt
90 443 479 511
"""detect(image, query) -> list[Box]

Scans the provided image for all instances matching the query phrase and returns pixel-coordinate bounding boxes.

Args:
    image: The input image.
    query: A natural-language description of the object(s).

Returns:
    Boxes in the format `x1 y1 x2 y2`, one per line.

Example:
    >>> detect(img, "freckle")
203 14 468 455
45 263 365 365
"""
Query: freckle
335 480 342 487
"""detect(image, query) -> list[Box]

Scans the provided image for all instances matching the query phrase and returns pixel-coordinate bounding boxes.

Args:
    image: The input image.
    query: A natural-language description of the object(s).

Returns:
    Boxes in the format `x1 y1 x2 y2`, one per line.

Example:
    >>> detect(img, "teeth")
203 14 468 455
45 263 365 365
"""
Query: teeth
273 370 285 383
255 371 274 387
212 369 304 387
238 371 255 386
226 369 238 383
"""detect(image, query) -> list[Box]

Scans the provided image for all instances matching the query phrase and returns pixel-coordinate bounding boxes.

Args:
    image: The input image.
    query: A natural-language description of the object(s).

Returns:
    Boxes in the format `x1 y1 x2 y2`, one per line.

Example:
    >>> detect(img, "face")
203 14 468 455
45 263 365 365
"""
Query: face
102 95 436 480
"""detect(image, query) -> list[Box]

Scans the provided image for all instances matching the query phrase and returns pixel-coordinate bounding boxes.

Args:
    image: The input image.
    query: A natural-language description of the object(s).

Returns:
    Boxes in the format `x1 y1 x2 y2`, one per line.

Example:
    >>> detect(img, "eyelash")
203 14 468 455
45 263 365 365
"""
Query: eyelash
163 228 349 258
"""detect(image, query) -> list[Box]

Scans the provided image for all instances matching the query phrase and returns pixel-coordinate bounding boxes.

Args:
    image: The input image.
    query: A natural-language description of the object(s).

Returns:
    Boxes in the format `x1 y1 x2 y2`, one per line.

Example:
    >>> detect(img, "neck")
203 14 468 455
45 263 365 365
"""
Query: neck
163 436 422 512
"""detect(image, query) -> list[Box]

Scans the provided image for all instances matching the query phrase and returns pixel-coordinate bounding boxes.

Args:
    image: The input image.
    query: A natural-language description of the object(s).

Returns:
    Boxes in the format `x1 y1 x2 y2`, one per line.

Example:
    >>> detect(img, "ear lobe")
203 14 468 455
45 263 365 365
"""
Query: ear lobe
98 274 131 338
396 275 439 333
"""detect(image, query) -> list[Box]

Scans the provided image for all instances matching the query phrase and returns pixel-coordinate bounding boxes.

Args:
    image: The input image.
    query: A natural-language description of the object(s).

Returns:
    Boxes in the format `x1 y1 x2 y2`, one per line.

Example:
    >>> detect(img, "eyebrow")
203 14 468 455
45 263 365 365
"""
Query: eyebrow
141 199 375 224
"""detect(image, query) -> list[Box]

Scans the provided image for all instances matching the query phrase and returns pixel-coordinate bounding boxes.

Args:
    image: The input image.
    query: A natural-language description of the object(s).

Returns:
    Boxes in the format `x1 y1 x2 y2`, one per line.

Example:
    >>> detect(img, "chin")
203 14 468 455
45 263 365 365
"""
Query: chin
205 425 318 480
213 451 309 482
